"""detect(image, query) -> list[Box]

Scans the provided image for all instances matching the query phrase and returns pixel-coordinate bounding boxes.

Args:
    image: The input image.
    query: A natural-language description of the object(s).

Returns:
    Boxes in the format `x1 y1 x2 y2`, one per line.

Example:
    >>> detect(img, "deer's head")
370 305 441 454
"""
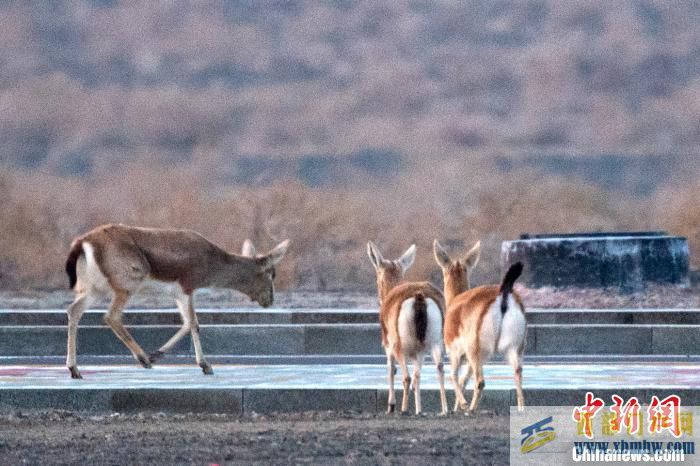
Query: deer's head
366 241 416 304
242 239 289 308
433 240 481 305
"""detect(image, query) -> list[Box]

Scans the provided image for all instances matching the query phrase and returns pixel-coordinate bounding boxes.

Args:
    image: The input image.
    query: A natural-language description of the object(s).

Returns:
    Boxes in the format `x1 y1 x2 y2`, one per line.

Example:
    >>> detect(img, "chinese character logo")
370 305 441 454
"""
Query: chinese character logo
608 395 641 435
648 395 682 438
521 416 556 453
572 392 605 439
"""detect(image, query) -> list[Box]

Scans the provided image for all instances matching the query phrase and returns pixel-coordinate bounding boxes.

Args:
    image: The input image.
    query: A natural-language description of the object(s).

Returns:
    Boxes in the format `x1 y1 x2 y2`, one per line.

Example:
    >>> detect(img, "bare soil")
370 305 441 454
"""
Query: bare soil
0 410 509 465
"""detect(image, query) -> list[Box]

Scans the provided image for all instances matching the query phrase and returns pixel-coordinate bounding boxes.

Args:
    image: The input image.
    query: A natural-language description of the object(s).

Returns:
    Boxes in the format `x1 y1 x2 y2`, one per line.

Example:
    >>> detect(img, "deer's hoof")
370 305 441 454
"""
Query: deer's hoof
386 404 395 414
68 366 82 379
200 362 214 375
137 355 152 369
149 350 164 363
400 410 410 417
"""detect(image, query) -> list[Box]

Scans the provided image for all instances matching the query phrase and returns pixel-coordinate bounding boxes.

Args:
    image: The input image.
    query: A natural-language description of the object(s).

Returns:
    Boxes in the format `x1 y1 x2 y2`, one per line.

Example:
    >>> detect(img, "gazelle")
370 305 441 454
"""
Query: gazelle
64 224 289 379
367 242 448 415
433 240 526 413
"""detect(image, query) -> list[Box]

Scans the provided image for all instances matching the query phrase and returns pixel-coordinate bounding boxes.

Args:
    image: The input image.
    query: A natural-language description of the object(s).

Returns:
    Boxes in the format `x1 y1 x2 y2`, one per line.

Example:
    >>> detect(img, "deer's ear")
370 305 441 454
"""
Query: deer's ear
264 239 290 267
397 244 416 272
433 240 451 270
367 241 384 270
461 240 481 269
241 239 257 257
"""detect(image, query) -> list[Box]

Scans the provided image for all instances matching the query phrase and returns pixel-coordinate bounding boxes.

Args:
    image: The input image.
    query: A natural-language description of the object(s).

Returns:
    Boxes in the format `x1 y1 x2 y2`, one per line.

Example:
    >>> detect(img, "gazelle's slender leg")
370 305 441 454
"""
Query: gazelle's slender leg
397 355 411 414
150 295 192 363
66 291 93 379
412 356 423 415
508 348 525 412
432 346 448 415
457 364 472 409
449 352 469 411
386 351 397 413
103 290 151 368
467 350 484 414
184 294 213 375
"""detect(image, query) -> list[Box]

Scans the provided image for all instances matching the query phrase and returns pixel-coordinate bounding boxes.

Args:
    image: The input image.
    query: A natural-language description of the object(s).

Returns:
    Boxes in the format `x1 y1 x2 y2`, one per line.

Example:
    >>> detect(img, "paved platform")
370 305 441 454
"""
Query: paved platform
0 363 697 414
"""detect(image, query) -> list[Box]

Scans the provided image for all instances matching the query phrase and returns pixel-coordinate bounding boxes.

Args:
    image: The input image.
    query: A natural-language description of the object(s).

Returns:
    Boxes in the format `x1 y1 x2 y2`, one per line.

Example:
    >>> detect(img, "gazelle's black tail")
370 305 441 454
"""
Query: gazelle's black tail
499 262 523 314
65 240 83 289
413 292 428 343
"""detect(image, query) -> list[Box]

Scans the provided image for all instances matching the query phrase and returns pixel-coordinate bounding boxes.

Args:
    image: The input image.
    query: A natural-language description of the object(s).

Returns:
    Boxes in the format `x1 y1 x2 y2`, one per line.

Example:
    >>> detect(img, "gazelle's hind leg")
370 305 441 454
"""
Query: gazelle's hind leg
386 351 397 413
507 347 525 411
449 352 469 412
412 355 423 415
184 293 213 375
431 346 447 415
397 355 411 414
66 290 94 379
457 364 472 409
103 290 152 368
466 350 484 414
150 292 192 364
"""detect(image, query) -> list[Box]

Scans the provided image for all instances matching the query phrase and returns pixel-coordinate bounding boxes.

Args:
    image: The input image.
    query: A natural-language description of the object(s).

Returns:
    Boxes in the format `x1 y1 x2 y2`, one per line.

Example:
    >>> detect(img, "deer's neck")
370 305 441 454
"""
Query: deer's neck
444 277 468 308
376 279 399 307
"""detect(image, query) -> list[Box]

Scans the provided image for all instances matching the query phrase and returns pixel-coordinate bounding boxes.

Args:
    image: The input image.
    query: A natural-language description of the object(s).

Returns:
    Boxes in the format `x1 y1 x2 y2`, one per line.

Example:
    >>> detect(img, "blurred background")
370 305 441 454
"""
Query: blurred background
0 0 698 291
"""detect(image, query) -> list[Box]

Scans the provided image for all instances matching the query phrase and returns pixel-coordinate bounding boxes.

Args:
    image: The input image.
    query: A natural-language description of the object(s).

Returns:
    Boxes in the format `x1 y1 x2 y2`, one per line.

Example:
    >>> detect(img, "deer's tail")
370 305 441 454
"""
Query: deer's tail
65 240 84 290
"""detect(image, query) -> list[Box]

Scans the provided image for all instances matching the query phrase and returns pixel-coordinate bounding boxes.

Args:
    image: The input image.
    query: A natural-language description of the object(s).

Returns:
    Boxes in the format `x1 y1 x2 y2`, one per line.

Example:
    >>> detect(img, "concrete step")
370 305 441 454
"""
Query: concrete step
0 363 697 414
0 308 378 325
1 308 698 325
0 323 697 356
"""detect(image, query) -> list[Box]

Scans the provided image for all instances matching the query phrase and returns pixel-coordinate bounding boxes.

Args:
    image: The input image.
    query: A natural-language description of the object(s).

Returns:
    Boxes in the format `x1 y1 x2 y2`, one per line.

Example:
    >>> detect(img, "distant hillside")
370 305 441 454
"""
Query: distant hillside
0 0 698 191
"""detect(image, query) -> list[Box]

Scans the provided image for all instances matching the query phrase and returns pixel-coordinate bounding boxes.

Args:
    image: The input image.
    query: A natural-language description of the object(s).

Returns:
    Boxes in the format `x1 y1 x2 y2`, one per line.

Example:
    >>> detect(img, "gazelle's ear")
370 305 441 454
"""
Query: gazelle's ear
461 240 481 269
264 239 290 267
397 244 416 272
367 241 384 270
241 239 257 258
433 239 451 270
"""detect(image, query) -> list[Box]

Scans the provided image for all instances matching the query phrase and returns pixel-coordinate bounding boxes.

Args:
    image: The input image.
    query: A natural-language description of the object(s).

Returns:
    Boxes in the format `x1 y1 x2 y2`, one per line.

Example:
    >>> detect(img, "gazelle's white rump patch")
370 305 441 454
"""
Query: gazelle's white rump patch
397 297 443 357
78 242 110 292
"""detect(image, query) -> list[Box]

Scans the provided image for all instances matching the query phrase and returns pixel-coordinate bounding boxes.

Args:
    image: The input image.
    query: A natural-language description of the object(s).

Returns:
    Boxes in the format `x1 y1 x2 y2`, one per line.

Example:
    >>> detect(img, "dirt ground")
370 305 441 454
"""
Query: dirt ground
0 410 510 465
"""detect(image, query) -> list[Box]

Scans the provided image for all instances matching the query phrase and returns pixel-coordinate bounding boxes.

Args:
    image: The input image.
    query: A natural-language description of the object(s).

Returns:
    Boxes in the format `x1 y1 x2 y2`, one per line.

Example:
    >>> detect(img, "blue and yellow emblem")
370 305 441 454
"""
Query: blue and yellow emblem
521 416 556 453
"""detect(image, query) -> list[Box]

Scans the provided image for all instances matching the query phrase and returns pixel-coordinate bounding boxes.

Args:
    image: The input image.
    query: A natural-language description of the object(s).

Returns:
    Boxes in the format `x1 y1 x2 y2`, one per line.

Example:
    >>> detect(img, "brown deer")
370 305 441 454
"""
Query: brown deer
367 242 448 415
433 240 526 413
64 224 289 379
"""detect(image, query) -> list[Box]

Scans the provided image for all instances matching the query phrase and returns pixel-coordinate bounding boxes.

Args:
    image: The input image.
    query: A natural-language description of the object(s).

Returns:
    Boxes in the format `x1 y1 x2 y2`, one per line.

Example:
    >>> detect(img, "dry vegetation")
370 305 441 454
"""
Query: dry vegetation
0 1 698 290
0 165 696 291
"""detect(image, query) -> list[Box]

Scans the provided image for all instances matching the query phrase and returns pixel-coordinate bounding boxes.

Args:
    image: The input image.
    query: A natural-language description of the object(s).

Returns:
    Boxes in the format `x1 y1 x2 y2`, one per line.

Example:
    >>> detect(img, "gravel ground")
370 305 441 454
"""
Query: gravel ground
0 410 509 465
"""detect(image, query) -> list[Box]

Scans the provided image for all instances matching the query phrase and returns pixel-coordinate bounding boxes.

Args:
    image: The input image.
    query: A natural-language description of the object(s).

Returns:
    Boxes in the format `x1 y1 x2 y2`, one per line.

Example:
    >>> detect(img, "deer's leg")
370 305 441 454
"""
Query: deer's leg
432 346 448 415
66 291 93 379
149 295 192 363
508 347 525 412
184 294 212 375
412 356 423 415
103 290 151 368
466 350 484 414
386 351 397 413
458 364 472 402
397 355 411 414
449 352 469 412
